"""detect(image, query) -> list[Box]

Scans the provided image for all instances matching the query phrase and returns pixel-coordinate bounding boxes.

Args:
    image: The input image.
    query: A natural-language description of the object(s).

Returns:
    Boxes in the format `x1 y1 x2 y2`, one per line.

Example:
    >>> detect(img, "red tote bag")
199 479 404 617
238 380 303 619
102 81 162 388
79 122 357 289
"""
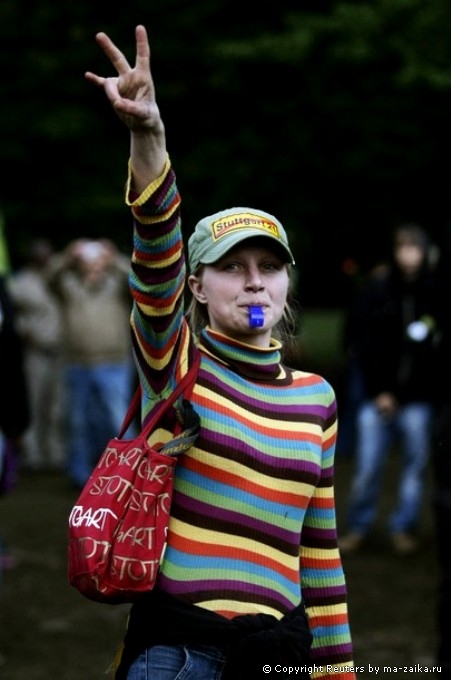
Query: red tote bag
67 355 200 604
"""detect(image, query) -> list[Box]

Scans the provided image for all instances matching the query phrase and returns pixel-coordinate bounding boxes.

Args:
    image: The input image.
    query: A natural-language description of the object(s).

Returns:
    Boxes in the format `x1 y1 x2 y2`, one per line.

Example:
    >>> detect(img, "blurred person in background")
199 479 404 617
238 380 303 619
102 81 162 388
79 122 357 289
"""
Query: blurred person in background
7 238 65 472
0 211 29 569
431 223 451 678
45 237 135 489
0 273 30 569
336 257 388 458
339 222 440 556
0 211 30 494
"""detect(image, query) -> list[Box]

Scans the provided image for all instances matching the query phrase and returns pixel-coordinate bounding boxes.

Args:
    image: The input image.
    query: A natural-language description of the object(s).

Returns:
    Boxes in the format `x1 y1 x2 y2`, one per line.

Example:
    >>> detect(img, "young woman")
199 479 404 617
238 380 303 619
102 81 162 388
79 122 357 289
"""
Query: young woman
85 25 357 680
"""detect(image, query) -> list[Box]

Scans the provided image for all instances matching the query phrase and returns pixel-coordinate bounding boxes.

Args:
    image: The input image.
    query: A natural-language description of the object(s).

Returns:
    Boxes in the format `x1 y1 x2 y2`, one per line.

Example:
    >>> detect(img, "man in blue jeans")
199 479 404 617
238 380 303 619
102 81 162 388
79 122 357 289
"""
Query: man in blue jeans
431 223 451 677
45 238 136 488
339 222 440 555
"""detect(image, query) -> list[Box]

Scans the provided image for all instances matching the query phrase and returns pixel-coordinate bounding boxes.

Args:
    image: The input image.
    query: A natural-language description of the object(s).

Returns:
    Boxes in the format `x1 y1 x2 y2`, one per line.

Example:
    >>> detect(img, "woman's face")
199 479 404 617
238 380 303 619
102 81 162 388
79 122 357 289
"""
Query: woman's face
188 242 290 347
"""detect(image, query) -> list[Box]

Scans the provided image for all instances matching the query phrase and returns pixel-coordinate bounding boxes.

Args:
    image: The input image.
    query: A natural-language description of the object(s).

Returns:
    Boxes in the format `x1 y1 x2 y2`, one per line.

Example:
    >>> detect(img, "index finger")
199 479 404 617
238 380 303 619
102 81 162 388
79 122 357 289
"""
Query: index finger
94 31 132 76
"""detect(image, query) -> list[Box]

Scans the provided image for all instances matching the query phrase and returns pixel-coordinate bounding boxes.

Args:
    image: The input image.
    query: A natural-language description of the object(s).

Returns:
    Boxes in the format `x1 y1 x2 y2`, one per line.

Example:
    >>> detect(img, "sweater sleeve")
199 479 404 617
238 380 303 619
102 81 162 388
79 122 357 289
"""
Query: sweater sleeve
299 389 357 680
125 156 193 419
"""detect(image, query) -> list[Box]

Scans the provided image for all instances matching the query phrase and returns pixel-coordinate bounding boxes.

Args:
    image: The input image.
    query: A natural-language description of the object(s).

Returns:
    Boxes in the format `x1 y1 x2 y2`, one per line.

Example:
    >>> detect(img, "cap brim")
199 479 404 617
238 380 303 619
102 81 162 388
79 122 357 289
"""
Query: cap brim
199 230 295 266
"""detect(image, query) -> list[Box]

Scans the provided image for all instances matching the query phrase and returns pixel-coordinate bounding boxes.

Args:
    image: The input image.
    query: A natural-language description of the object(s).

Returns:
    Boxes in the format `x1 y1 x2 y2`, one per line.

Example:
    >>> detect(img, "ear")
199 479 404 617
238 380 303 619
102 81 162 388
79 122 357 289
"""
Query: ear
188 274 208 303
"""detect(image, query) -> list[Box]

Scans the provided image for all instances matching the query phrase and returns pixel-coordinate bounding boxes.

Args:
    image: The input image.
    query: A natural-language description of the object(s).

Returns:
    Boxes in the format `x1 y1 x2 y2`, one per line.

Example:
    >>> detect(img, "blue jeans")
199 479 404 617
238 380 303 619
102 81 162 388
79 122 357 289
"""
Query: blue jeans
124 644 297 679
65 361 135 488
346 400 432 535
126 645 226 680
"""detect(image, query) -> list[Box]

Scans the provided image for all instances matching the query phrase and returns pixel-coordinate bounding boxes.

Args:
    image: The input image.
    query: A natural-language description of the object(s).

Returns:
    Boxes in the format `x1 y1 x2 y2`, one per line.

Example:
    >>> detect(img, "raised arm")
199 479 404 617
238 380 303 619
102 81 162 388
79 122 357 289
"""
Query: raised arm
85 25 166 192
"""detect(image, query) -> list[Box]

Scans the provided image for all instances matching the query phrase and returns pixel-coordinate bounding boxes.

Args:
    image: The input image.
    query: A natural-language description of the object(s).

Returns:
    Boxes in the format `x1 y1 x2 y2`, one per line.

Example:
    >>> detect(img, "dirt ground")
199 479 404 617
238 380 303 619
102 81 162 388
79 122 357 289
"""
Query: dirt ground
0 452 441 680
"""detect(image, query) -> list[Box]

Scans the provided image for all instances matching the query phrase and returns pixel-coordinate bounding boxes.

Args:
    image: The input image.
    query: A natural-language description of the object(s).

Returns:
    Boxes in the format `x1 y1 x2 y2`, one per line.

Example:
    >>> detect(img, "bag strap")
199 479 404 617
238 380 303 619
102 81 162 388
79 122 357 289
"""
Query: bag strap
118 351 201 439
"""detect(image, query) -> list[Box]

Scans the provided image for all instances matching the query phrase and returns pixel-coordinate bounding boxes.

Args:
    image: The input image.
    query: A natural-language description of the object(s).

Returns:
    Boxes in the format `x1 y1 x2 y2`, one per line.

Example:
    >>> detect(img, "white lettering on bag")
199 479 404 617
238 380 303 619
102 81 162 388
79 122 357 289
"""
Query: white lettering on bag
69 505 118 530
128 488 172 514
89 475 134 500
112 554 160 583
75 535 110 561
115 525 157 549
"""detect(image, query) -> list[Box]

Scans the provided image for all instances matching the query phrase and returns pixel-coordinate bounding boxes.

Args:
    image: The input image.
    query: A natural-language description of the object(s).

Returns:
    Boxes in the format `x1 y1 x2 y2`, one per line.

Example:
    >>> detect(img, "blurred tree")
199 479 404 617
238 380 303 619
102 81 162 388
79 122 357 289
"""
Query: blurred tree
1 0 451 304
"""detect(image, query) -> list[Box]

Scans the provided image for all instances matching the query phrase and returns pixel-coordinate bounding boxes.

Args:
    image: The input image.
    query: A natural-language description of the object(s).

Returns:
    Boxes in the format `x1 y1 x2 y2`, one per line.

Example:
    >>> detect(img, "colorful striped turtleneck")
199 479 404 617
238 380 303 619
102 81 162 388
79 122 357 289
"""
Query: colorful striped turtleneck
126 157 357 679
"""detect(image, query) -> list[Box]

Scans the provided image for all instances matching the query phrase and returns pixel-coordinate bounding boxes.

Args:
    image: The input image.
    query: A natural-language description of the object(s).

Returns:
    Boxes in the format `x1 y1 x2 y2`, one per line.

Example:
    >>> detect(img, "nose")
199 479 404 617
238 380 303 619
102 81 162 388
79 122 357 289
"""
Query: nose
244 265 264 291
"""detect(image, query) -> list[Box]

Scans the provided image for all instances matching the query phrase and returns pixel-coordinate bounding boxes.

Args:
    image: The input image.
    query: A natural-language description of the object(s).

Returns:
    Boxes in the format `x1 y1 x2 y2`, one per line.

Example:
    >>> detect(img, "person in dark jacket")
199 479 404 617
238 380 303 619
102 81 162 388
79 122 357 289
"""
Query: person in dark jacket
0 274 30 452
0 273 30 574
339 223 440 555
431 223 451 678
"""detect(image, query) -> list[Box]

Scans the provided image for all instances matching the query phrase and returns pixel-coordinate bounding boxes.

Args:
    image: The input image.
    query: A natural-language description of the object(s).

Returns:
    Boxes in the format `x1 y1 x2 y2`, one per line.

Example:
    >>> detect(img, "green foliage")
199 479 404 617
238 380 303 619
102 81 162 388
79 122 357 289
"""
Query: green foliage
1 0 451 303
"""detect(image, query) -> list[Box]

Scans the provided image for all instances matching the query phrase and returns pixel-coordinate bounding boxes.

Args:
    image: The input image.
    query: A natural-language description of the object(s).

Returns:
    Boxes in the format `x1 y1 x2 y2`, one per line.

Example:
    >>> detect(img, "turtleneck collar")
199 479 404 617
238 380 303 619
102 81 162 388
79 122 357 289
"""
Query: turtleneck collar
197 327 283 380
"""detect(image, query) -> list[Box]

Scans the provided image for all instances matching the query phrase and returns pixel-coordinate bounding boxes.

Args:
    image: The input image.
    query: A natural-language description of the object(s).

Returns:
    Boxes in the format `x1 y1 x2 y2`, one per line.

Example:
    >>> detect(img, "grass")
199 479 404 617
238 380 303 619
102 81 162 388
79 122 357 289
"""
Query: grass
0 472 128 679
0 457 440 679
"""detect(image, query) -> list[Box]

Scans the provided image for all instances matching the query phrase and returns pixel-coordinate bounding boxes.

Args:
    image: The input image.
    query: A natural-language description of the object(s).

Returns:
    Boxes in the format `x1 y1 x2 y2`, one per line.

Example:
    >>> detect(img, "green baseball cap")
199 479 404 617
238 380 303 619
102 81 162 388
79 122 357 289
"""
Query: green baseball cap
187 207 295 273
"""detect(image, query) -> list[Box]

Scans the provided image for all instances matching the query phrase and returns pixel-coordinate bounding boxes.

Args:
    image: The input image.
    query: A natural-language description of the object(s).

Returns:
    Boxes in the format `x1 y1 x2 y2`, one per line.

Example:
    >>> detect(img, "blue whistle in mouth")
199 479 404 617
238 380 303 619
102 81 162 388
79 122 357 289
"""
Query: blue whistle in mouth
248 305 264 328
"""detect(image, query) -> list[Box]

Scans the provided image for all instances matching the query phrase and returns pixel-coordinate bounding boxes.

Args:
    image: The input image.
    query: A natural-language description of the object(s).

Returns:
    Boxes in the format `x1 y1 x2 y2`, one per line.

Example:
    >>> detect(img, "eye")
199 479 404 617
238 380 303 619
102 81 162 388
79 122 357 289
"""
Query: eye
221 260 242 272
261 260 284 272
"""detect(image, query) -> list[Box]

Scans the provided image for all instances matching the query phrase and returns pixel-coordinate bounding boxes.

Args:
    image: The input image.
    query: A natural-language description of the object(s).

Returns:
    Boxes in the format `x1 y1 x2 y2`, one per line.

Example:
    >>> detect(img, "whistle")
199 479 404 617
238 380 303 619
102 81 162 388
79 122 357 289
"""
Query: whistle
248 305 264 328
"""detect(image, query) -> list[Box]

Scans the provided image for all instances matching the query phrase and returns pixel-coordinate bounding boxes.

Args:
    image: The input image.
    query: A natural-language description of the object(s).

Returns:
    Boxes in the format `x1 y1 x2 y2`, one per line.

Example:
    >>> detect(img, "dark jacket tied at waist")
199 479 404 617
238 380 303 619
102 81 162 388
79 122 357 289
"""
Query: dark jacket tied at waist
116 588 313 679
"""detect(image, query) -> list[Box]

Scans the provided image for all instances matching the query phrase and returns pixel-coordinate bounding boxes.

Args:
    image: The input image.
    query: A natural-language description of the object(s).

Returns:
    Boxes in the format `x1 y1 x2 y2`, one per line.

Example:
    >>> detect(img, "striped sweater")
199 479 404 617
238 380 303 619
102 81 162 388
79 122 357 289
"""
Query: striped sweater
126 158 356 679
